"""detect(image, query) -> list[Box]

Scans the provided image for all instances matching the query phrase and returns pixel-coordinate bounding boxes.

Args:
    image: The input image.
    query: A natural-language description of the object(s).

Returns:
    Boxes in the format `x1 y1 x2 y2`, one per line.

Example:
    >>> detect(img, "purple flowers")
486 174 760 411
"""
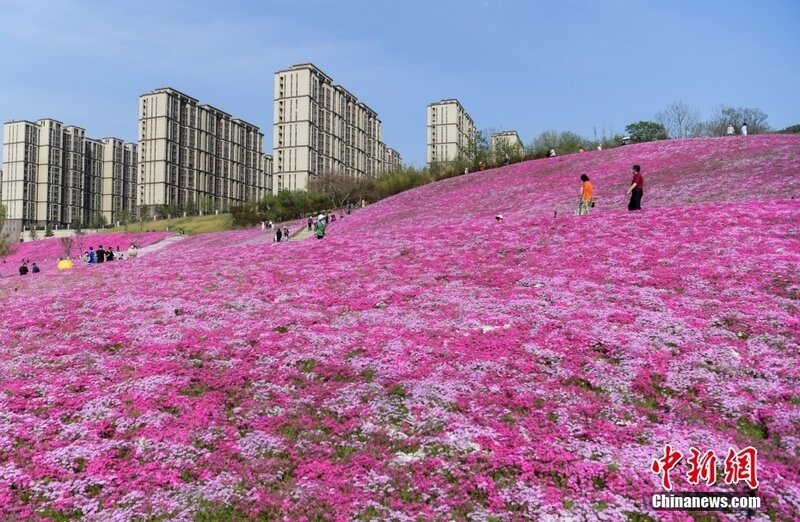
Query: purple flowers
1 135 799 520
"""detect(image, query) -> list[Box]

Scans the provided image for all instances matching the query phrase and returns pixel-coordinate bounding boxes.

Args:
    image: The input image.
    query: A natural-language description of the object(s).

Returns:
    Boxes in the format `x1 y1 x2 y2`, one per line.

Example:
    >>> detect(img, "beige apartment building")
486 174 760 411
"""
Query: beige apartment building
491 130 524 159
2 119 137 233
426 99 476 166
273 63 401 192
383 146 402 172
138 87 271 216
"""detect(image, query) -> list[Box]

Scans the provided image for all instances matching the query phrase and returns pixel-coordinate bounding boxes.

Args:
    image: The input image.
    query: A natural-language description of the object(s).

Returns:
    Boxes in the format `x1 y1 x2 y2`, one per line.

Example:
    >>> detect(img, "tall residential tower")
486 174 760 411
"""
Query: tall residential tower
138 87 272 216
1 119 137 232
272 63 400 192
426 99 476 166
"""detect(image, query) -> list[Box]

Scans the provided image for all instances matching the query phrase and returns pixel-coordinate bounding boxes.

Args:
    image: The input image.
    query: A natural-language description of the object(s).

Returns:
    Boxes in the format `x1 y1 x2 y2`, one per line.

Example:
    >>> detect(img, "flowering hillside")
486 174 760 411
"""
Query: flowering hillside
1 136 799 521
0 232 171 279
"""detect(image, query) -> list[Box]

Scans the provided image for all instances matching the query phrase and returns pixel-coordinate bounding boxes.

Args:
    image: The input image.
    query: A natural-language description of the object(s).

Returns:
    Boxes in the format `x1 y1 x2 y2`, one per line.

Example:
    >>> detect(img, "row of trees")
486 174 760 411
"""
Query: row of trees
231 100 798 226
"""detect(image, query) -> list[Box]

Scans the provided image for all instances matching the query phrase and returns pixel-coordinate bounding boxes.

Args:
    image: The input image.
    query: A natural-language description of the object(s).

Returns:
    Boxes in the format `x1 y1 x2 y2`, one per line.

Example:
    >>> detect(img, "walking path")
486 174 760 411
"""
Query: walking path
137 235 188 256
290 227 314 241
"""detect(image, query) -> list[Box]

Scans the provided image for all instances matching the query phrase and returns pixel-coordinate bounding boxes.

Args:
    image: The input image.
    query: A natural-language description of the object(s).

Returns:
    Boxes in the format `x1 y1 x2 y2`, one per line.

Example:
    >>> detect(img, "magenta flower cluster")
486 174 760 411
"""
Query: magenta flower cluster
1 135 798 520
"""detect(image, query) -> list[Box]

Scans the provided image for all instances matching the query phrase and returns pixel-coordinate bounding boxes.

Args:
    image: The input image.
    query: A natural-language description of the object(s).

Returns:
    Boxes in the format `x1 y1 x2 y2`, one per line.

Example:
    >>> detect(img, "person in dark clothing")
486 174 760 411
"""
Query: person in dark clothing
19 262 29 276
96 245 106 263
626 165 644 211
307 217 313 231
276 228 283 242
31 263 41 273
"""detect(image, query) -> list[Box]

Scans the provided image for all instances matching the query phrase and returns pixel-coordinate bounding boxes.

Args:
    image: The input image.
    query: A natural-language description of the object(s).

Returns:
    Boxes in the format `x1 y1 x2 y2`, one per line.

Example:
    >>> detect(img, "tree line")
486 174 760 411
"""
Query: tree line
230 102 797 226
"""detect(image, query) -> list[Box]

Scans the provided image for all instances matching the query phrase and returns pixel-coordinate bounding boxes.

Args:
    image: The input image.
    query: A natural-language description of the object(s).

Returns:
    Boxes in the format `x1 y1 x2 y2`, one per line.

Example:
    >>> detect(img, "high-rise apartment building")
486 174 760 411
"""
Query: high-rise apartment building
101 138 139 223
273 63 401 193
1 119 137 233
426 99 476 166
138 87 270 216
491 130 524 157
383 146 402 172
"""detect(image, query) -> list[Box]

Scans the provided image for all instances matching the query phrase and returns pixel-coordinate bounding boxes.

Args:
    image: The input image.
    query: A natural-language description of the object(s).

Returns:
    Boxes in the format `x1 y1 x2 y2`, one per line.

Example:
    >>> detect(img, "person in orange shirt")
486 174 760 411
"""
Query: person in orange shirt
578 174 594 215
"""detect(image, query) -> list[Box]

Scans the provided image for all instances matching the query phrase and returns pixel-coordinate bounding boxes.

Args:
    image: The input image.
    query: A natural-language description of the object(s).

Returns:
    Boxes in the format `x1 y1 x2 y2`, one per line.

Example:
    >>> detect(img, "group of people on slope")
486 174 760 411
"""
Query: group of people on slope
306 212 337 231
17 259 40 276
82 244 138 263
82 244 139 263
273 226 291 242
12 243 139 276
576 164 644 215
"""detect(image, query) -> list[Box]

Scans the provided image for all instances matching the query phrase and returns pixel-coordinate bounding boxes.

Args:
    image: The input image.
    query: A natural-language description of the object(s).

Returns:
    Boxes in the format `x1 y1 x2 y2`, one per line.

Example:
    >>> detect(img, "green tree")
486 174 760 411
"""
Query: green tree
778 124 800 134
0 203 12 261
527 130 589 158
459 129 492 170
625 121 668 143
27 223 38 240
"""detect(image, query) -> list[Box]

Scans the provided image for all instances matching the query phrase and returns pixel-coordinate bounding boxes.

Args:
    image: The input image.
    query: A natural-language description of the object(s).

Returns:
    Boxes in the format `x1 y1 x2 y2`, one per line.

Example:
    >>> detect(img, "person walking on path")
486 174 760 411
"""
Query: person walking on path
275 228 283 242
578 174 594 215
307 217 313 231
315 214 326 239
282 226 290 241
626 165 644 211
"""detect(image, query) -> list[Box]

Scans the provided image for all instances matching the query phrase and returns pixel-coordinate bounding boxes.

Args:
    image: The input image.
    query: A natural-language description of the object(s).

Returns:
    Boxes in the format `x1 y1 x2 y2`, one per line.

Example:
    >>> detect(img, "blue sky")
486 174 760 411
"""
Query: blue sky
1 0 798 167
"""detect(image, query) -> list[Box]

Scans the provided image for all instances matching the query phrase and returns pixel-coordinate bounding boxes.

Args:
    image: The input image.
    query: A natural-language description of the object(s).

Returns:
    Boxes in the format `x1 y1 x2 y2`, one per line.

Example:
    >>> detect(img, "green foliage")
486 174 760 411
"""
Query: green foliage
528 130 590 158
778 124 800 134
44 226 54 237
156 204 178 220
0 203 12 259
625 121 667 143
27 223 38 240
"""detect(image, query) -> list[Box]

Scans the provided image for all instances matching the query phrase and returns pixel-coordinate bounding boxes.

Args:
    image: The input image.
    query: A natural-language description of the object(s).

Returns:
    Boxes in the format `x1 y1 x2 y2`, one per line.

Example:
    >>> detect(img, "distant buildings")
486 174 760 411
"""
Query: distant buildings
2 65 413 235
138 87 272 217
272 63 401 193
1 118 137 233
491 130 524 157
426 99 475 166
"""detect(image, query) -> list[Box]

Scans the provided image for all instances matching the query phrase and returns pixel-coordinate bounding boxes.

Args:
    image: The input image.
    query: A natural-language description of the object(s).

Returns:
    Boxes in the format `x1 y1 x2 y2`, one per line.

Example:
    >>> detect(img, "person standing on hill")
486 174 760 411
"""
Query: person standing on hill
626 165 644 211
741 122 748 136
578 174 594 215
315 214 326 239
275 228 283 242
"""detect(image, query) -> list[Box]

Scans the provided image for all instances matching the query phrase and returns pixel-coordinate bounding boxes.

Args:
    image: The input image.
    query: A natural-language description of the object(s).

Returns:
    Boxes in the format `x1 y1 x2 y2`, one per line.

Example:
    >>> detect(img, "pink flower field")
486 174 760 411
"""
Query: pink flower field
1 135 799 521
